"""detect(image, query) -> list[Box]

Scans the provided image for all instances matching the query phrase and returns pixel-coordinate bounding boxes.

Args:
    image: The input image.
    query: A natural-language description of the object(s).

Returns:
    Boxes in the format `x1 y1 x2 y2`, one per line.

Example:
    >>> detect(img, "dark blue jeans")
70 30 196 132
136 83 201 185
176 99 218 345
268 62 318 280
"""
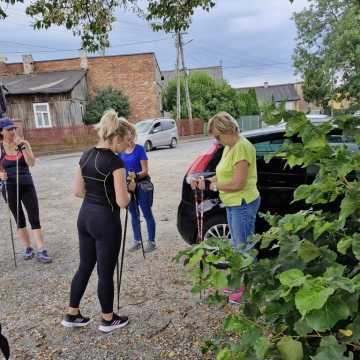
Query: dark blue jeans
226 197 261 252
128 185 156 245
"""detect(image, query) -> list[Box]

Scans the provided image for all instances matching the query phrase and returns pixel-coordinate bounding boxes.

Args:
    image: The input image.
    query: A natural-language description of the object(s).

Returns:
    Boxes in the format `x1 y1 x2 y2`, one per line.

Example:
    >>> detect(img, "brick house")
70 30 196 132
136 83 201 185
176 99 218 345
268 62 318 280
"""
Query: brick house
0 52 163 129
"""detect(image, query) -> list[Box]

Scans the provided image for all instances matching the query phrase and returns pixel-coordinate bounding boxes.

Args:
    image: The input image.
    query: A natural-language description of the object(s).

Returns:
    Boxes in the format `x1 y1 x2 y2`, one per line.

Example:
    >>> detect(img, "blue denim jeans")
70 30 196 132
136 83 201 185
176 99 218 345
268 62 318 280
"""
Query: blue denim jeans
226 197 260 252
128 185 156 245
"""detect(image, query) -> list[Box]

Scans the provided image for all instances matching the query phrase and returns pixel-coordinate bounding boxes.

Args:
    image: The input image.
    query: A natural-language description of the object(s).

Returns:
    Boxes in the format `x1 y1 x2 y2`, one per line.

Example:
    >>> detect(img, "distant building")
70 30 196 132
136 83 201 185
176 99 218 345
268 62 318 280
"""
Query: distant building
0 52 163 129
161 66 224 86
235 82 322 113
1 70 87 128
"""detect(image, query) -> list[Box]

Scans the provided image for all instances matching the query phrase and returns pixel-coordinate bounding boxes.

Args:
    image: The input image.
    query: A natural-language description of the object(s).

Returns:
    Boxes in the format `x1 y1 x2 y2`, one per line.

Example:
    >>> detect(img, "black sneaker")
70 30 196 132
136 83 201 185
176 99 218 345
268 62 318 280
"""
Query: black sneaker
98 313 129 333
61 312 91 328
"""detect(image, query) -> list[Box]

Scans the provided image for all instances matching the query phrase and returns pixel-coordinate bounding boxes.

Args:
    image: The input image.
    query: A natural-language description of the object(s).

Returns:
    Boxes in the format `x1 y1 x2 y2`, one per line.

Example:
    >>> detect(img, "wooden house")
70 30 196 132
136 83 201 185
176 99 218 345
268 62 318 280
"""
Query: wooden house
0 69 87 129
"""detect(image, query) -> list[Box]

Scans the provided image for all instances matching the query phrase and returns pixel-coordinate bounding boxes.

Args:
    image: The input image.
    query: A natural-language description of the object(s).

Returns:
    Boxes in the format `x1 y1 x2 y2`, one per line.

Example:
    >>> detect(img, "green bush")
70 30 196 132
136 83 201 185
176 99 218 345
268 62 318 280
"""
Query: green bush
177 109 360 359
84 87 130 124
162 72 259 120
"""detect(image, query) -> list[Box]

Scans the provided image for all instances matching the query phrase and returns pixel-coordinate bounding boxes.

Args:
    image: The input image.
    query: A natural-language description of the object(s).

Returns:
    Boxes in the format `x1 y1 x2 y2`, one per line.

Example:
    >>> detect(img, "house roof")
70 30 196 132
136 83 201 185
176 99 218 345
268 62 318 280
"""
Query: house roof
0 70 86 95
236 83 300 103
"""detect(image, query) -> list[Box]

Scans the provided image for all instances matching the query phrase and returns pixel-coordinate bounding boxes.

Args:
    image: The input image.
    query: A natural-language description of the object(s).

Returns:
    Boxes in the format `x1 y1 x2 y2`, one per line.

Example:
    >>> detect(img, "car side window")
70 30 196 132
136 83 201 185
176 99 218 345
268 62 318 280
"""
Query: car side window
327 132 358 152
153 122 161 132
254 138 284 157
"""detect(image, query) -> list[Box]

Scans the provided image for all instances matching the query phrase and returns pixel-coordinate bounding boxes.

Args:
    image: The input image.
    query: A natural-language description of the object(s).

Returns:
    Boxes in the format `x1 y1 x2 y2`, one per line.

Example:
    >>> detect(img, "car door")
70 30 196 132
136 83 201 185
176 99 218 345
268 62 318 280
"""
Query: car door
250 132 308 215
159 120 171 145
150 121 162 146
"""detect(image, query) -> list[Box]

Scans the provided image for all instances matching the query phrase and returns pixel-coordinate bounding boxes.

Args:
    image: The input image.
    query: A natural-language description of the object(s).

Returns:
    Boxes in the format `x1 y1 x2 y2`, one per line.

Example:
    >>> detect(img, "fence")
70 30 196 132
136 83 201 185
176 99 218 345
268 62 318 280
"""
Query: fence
236 115 262 131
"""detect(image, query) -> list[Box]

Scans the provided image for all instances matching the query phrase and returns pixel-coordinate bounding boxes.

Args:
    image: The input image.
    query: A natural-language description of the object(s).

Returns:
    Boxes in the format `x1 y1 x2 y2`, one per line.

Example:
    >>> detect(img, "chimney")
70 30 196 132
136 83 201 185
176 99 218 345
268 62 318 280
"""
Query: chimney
80 50 88 70
264 81 269 88
22 54 34 74
0 55 7 75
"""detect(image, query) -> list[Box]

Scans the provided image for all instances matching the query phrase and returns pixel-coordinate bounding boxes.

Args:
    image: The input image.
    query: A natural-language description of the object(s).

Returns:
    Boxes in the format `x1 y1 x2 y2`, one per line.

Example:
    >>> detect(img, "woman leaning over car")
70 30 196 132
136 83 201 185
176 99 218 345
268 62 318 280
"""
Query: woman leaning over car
195 111 260 304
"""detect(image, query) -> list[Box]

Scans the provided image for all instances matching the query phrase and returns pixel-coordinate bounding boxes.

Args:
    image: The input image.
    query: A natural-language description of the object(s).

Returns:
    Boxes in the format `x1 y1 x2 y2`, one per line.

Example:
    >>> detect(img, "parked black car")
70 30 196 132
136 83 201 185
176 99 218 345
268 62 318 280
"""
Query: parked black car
177 122 358 245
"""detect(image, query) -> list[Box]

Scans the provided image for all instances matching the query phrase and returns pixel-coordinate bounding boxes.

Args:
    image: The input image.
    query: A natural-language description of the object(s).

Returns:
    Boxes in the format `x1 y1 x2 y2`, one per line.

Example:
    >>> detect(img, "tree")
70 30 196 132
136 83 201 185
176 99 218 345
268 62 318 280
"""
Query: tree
84 87 130 124
178 109 360 358
0 0 216 52
293 0 360 107
162 72 259 120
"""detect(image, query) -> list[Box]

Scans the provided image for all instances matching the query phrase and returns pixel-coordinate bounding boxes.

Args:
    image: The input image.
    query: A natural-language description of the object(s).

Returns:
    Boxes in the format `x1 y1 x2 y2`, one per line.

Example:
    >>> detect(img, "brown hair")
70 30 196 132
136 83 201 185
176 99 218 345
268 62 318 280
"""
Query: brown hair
208 111 239 135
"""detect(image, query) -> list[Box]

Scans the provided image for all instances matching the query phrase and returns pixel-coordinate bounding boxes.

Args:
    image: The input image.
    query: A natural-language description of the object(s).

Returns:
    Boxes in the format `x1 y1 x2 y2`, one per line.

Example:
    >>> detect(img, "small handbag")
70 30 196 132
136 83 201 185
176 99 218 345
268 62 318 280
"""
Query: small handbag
137 176 154 192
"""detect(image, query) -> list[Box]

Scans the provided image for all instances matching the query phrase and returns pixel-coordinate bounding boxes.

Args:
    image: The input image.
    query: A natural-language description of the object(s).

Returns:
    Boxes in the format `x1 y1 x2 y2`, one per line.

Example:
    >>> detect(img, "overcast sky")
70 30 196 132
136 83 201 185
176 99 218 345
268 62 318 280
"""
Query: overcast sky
0 0 308 87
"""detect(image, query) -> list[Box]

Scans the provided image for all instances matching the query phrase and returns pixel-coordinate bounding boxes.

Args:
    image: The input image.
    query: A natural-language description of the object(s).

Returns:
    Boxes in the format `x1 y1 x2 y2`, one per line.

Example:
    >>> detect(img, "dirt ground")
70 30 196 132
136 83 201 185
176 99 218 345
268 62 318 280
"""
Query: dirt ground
0 139 226 360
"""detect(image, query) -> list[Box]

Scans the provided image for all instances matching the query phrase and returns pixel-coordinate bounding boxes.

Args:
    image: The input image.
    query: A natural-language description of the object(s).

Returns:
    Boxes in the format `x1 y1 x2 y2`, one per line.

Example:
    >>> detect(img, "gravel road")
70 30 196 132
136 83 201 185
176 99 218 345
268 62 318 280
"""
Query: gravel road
0 139 226 360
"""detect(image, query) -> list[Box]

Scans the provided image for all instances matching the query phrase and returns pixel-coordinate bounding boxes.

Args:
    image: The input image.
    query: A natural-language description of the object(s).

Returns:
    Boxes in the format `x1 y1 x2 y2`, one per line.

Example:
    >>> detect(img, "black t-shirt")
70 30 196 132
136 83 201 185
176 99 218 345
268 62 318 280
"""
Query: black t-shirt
0 143 33 186
79 147 124 210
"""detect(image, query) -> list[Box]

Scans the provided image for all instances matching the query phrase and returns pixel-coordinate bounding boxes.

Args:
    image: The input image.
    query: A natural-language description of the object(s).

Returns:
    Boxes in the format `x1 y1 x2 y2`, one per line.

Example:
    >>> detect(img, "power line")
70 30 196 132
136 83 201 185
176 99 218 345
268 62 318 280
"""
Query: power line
0 38 170 55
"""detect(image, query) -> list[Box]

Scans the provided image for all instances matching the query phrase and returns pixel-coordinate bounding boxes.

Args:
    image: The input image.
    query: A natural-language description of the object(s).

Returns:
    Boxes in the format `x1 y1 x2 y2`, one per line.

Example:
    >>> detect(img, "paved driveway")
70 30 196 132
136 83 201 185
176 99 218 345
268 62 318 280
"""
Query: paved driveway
0 139 227 360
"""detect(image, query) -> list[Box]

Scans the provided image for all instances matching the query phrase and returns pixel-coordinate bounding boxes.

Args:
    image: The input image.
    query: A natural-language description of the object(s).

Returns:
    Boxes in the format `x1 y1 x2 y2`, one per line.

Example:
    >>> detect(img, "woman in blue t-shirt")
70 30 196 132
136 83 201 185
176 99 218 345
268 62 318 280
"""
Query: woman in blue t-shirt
119 126 156 253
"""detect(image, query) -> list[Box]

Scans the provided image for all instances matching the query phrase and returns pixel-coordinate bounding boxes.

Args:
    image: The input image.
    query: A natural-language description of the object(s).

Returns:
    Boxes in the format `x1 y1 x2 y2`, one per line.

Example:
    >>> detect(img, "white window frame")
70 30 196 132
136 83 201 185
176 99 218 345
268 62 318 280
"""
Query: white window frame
33 103 52 128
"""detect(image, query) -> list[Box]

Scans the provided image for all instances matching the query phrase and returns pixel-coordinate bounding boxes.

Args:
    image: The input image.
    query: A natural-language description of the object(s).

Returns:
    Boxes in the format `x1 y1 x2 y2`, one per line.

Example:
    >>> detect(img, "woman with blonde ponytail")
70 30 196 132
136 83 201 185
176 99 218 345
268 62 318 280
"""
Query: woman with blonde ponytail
62 109 132 333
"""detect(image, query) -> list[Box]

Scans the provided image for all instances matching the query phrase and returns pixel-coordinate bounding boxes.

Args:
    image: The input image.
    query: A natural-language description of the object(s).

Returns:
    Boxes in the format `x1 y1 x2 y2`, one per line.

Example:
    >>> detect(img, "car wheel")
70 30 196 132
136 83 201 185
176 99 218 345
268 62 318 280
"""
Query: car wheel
170 137 177 148
203 214 230 241
144 141 152 152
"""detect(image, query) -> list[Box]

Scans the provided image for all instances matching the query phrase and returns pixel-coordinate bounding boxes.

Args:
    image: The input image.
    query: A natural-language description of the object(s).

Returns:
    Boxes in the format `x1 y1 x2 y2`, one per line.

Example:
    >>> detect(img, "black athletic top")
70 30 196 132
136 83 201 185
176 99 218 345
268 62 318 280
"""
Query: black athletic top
79 147 124 211
0 142 33 186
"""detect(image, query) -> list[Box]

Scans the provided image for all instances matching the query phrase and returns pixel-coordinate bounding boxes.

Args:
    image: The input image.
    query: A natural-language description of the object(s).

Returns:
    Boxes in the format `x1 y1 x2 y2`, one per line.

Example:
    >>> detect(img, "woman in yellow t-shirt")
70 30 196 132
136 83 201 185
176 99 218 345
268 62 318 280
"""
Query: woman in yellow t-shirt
205 112 260 250
200 112 260 303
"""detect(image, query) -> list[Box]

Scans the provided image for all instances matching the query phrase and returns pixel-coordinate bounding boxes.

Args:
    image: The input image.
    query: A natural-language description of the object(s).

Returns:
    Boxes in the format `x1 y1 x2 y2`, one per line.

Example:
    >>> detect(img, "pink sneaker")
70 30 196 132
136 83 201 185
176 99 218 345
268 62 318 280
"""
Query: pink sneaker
228 287 245 305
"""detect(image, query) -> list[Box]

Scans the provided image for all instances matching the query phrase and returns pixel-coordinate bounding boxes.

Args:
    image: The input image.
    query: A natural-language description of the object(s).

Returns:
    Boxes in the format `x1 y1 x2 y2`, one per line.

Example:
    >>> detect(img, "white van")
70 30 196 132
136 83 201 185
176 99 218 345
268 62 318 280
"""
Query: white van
135 118 179 152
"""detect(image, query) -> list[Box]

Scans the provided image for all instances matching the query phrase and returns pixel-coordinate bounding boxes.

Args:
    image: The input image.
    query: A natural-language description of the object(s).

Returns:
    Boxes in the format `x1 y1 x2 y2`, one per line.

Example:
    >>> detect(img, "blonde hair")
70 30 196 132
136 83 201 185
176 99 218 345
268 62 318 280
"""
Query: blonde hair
208 112 239 135
95 109 134 142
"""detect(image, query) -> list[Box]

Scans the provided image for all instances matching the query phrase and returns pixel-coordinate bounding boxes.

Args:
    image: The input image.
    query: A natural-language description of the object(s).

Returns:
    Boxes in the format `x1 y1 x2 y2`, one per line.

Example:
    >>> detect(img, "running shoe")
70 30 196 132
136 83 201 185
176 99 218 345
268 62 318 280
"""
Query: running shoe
61 313 91 328
37 249 52 264
23 247 34 260
98 314 129 333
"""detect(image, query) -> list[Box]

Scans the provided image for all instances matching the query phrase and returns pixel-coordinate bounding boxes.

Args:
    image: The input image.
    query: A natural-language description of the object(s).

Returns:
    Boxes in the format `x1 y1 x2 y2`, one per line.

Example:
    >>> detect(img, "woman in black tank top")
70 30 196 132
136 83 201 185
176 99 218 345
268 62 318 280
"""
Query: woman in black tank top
0 117 52 263
62 110 133 333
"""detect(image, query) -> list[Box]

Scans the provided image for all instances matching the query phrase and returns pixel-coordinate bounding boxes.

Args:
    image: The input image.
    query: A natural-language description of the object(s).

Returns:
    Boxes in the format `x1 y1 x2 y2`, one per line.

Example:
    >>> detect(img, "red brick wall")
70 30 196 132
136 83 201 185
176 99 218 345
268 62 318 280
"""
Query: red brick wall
23 125 97 146
176 118 204 136
1 54 162 123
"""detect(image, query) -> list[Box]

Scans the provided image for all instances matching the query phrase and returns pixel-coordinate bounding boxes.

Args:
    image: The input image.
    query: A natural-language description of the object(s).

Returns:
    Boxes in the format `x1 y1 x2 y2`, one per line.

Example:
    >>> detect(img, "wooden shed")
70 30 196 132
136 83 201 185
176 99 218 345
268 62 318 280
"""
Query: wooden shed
0 70 87 129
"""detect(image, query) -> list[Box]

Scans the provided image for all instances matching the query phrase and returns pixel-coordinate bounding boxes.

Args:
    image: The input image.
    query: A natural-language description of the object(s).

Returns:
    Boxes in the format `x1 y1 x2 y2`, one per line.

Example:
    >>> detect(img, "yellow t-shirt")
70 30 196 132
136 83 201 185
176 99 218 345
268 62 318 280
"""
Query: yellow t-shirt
216 137 259 206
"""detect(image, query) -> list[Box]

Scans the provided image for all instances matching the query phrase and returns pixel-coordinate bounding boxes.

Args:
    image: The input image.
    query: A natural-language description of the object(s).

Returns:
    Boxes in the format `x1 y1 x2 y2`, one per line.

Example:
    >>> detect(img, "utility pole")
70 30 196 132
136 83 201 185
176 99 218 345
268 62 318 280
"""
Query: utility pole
175 32 181 123
179 33 194 135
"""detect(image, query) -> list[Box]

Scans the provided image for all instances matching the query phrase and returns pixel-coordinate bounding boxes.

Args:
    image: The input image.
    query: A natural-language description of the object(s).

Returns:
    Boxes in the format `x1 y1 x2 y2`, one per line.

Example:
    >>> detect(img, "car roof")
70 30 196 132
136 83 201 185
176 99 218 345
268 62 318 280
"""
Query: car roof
241 115 333 138
137 118 175 124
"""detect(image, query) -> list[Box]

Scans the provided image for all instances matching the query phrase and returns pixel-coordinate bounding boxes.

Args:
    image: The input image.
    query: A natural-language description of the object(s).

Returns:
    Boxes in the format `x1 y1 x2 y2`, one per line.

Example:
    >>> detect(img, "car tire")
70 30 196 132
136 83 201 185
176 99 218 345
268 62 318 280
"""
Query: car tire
170 137 178 148
203 214 230 241
144 141 152 152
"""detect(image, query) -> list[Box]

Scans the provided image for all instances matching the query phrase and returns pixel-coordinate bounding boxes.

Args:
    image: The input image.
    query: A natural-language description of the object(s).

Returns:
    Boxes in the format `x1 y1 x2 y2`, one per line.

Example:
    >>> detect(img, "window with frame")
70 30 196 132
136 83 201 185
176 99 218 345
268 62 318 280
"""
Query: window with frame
33 103 52 128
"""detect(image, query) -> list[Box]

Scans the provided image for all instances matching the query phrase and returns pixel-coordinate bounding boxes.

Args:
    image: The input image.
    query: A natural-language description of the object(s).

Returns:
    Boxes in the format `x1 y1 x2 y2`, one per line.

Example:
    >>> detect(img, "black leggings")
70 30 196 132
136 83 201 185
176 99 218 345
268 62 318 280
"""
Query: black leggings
1 183 41 229
70 202 122 314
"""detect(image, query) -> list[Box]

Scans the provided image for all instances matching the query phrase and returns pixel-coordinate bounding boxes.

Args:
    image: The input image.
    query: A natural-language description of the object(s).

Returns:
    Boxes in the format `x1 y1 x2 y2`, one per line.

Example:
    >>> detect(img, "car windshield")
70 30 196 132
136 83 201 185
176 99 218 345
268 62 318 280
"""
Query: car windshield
135 121 153 134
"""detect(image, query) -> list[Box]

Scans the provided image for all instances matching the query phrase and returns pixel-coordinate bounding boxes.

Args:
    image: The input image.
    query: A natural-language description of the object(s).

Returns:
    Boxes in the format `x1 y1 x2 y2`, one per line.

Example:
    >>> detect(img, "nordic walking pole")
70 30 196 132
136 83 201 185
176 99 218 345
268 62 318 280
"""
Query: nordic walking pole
117 205 129 311
3 180 17 268
16 151 19 232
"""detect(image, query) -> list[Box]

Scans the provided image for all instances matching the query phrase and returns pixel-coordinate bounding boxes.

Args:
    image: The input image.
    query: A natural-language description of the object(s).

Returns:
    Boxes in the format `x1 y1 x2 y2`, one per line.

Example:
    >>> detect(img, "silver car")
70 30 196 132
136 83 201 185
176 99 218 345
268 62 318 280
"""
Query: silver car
135 118 179 152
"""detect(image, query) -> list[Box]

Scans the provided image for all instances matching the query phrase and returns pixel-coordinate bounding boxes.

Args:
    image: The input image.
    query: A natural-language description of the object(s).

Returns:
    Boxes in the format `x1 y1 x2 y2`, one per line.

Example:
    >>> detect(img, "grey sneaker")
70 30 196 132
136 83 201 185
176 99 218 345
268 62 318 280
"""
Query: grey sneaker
144 242 157 253
61 312 91 328
37 249 52 264
23 247 34 260
128 243 141 253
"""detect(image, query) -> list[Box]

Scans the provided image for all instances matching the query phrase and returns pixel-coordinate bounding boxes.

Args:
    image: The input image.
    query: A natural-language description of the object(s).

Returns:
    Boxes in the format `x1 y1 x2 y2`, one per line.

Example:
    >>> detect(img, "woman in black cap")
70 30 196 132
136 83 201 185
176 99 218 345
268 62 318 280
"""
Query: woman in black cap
0 117 52 263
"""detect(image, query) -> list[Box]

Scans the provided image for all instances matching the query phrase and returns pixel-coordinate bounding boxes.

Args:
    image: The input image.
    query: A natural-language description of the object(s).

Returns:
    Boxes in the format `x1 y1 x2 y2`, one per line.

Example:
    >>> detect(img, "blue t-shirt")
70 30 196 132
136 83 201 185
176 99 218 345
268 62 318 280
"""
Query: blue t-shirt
119 144 148 175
